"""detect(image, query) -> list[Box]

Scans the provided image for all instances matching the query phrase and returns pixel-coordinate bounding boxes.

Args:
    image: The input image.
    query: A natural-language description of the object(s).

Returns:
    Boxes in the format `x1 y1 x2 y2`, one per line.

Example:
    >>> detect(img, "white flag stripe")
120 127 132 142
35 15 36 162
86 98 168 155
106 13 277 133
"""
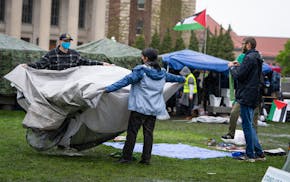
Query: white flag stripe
182 16 198 24
273 108 281 122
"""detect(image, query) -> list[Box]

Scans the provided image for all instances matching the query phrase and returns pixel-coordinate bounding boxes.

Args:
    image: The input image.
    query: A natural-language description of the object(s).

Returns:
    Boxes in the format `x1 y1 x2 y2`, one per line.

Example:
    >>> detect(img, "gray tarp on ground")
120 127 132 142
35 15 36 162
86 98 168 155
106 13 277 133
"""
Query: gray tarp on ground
4 65 181 150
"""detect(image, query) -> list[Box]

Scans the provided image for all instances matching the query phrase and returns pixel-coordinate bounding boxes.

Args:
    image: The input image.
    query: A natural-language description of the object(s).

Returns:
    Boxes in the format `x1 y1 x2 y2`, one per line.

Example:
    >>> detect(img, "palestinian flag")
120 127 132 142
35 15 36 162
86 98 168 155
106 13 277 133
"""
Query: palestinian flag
267 100 288 122
173 9 206 31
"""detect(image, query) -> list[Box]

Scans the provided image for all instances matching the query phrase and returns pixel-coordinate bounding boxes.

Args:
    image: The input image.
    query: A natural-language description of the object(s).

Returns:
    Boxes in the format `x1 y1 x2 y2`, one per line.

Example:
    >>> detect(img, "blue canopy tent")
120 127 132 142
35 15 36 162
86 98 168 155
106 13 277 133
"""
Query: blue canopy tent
161 49 229 73
161 49 273 114
161 49 272 74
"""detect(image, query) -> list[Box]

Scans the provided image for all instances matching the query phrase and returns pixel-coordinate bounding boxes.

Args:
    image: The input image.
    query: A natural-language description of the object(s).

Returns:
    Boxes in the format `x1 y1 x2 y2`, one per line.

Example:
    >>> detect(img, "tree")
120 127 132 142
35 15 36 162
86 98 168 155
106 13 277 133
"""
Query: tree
173 33 185 51
133 35 145 50
276 39 290 76
206 28 219 56
205 26 235 61
160 29 172 54
150 31 160 51
188 31 199 51
218 25 235 61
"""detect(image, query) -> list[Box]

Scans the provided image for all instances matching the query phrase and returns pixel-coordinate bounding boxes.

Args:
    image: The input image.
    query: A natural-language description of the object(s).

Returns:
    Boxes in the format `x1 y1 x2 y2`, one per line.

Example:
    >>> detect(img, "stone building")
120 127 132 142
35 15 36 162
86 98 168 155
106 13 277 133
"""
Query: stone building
0 0 196 50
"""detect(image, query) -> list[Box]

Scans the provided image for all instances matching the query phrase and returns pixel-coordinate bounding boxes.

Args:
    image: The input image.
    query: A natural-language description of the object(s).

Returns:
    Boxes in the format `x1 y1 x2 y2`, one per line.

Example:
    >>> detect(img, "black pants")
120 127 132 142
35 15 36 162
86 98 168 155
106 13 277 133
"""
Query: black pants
122 111 156 162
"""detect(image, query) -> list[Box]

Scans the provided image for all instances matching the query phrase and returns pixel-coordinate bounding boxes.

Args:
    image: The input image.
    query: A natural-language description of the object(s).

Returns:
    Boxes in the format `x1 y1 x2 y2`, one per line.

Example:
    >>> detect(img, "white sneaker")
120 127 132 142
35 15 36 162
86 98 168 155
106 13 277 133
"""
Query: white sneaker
238 156 255 163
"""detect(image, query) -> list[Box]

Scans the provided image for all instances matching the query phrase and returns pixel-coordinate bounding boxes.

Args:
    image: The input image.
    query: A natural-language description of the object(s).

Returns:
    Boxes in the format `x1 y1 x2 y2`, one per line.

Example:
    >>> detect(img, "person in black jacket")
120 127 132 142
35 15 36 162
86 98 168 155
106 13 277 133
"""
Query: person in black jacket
228 37 265 162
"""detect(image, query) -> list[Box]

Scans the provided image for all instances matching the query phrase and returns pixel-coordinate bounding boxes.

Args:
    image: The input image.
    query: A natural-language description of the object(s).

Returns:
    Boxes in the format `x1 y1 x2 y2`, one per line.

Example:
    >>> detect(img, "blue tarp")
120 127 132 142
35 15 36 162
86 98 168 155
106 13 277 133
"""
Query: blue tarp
262 63 272 74
161 49 272 74
161 49 229 73
104 142 232 159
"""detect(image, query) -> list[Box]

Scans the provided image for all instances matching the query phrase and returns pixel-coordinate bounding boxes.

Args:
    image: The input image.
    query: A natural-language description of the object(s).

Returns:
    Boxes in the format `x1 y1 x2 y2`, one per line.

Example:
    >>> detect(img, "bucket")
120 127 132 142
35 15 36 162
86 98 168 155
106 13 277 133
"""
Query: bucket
209 94 221 107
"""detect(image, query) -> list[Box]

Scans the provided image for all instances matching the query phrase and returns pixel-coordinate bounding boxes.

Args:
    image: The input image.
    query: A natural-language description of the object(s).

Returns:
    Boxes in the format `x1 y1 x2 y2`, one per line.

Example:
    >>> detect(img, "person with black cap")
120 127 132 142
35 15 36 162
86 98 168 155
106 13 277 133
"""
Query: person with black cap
105 48 185 165
24 33 110 70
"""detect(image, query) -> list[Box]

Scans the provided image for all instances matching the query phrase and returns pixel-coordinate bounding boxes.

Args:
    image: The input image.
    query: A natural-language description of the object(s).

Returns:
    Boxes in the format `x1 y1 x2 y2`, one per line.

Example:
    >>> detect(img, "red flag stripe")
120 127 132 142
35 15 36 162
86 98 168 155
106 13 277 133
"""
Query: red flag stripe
274 99 287 110
194 9 206 27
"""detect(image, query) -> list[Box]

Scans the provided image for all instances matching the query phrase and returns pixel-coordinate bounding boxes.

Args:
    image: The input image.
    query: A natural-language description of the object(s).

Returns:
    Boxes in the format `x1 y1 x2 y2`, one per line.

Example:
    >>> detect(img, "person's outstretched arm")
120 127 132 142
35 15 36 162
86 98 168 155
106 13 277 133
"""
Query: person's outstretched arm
105 66 144 92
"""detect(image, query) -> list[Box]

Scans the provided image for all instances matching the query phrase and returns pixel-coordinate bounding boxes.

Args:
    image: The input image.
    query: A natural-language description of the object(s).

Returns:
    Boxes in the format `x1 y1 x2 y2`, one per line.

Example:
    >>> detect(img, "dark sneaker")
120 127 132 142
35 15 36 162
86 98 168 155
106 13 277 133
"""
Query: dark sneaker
221 134 234 139
118 158 132 164
237 155 255 163
256 153 266 161
139 160 150 165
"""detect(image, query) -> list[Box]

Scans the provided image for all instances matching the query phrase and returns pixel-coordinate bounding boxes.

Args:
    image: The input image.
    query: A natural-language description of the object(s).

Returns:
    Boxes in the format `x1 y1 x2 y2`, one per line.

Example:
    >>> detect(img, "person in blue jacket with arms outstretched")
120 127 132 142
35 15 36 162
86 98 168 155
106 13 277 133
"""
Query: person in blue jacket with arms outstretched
105 48 185 165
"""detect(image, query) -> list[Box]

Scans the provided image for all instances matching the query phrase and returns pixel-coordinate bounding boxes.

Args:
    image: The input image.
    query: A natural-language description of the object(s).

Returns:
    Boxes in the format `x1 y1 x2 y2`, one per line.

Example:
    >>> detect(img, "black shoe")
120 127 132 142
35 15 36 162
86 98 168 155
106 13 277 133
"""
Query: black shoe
221 134 234 139
139 160 150 165
256 153 266 161
118 158 132 164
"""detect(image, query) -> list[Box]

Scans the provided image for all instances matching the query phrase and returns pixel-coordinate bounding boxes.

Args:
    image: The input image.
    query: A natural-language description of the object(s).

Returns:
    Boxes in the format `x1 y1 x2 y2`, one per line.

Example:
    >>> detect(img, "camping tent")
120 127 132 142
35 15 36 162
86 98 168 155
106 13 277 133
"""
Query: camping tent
76 38 142 69
0 33 46 96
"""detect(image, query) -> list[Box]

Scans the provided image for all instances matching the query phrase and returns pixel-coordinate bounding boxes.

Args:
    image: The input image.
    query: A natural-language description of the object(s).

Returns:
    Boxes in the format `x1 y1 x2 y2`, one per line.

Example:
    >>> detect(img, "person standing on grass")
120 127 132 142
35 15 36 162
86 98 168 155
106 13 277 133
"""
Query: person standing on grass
228 37 265 162
22 33 111 152
179 66 197 120
221 53 259 140
105 48 185 165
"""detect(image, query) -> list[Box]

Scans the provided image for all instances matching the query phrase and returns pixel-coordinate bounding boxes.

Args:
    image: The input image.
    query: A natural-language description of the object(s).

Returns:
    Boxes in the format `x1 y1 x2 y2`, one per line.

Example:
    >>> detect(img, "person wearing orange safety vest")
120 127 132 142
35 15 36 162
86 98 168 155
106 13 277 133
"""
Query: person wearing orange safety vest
179 66 197 119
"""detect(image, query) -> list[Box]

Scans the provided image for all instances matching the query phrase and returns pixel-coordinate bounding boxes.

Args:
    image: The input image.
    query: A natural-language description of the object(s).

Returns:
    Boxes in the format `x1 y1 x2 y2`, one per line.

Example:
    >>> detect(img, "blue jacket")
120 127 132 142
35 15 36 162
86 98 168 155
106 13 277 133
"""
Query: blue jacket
106 65 185 116
230 49 263 108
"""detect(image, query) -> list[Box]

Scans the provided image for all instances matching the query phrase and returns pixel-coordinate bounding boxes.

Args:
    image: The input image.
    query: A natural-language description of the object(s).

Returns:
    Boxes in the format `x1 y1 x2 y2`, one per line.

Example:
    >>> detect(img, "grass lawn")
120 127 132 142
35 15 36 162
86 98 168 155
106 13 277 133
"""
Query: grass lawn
0 110 289 182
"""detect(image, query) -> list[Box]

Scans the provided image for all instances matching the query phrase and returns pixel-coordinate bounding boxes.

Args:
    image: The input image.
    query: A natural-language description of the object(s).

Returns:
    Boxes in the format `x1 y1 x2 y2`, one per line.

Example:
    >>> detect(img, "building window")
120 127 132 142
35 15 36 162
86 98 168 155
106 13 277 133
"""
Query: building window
21 37 30 42
0 0 5 22
136 19 143 35
51 0 59 26
78 0 86 28
22 0 33 23
137 0 145 10
49 40 57 50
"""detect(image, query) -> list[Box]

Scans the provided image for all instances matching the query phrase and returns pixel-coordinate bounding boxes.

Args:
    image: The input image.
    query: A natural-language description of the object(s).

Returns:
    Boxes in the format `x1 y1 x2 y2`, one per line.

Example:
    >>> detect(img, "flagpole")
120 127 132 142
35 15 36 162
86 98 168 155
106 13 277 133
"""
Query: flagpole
203 14 207 54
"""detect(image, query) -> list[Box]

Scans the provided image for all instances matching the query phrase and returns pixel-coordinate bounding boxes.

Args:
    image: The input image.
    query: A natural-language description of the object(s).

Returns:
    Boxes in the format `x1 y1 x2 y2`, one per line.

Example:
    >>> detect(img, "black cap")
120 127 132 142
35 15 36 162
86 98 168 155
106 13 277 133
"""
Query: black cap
59 33 73 41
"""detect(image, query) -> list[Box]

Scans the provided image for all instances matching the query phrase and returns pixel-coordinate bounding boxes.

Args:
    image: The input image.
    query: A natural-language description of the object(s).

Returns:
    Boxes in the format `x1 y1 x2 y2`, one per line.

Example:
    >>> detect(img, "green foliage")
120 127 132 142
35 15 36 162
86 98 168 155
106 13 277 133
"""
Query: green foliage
205 28 218 56
160 29 173 54
188 31 199 51
0 110 289 181
173 33 185 51
276 39 290 76
218 25 235 61
133 35 145 50
205 26 235 61
150 31 161 51
159 0 182 47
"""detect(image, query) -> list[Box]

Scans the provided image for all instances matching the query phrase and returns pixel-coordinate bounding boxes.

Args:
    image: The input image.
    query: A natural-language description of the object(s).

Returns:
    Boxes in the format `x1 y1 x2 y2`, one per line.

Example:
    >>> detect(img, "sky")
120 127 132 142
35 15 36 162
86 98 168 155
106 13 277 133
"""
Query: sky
196 0 290 38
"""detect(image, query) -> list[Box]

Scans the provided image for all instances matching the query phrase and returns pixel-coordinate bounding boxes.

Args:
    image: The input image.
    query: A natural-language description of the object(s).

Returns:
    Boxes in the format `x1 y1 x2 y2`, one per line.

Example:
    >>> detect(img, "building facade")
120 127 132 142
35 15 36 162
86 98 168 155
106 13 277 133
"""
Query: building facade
0 0 196 50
